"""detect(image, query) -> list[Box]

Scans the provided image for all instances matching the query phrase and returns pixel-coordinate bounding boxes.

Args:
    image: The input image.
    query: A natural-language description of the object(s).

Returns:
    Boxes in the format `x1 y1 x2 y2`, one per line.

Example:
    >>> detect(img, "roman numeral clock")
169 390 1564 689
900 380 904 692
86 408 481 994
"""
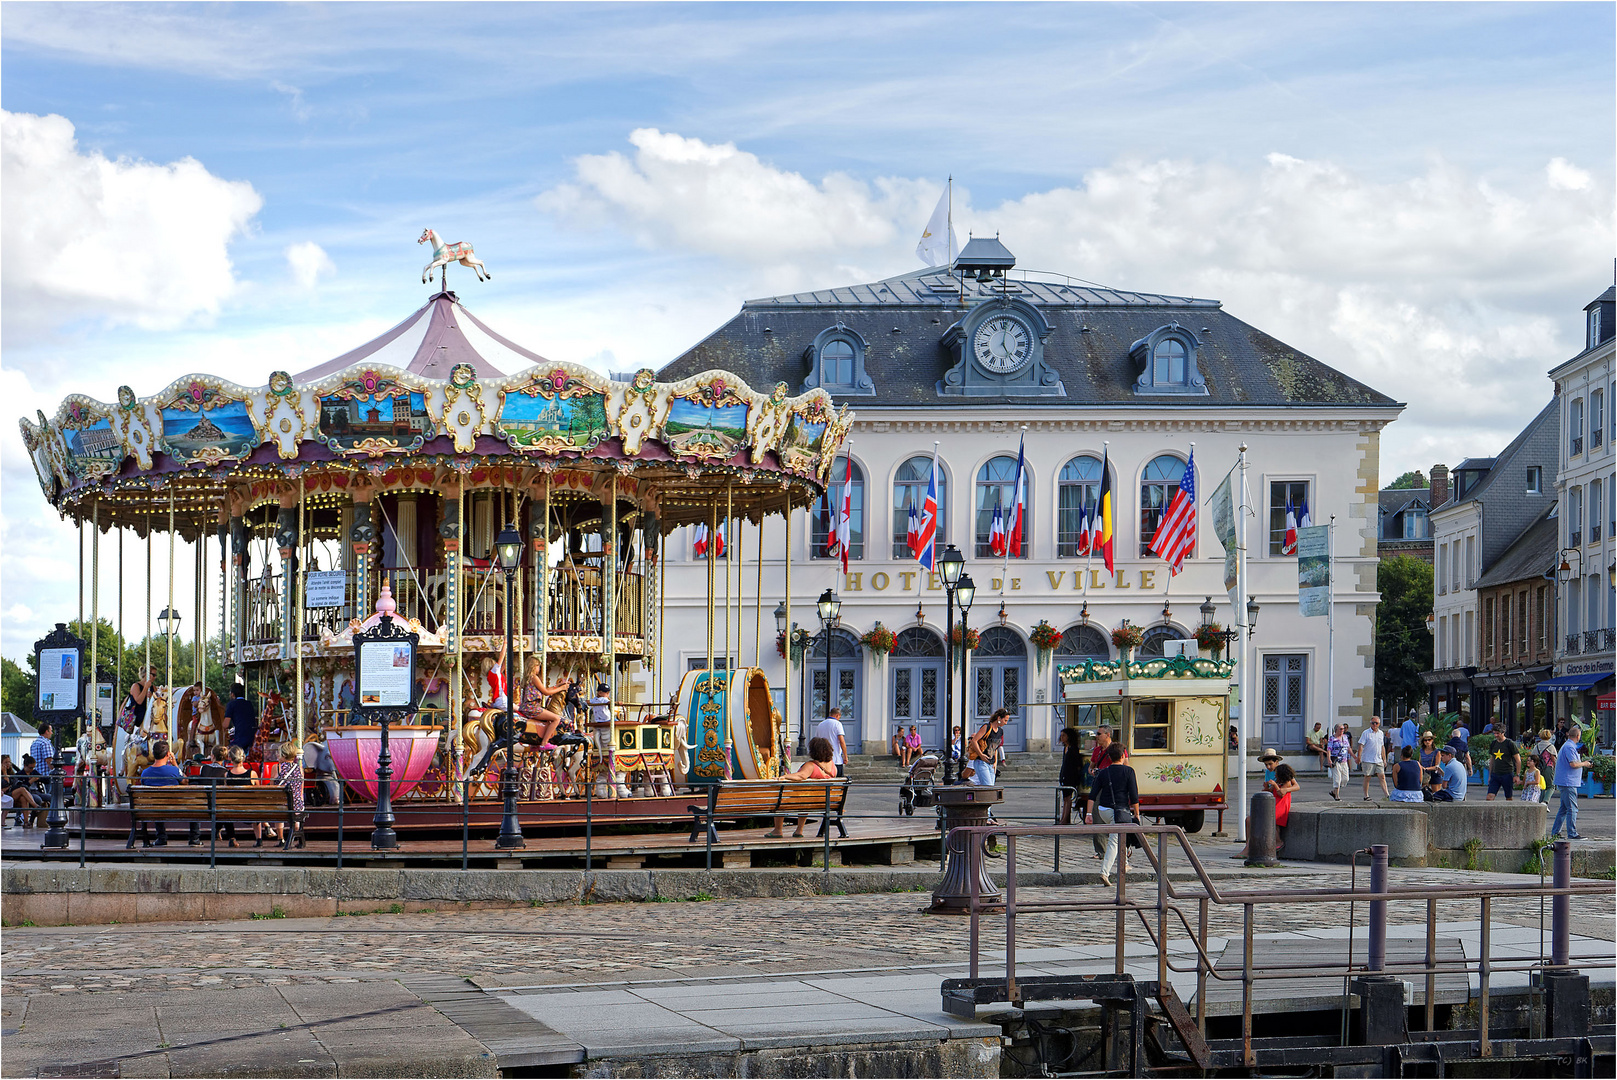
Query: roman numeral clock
940 297 1064 397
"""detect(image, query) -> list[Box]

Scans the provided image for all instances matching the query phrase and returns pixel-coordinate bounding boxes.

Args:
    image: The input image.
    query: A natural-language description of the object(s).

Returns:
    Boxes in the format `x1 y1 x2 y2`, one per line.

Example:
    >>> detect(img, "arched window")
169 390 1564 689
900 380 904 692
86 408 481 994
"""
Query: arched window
808 626 862 660
1153 339 1187 385
893 626 944 657
892 456 948 558
1140 455 1188 557
975 626 1026 657
975 455 1028 558
1139 625 1187 658
1054 624 1110 660
821 340 854 386
812 456 864 560
1057 455 1103 557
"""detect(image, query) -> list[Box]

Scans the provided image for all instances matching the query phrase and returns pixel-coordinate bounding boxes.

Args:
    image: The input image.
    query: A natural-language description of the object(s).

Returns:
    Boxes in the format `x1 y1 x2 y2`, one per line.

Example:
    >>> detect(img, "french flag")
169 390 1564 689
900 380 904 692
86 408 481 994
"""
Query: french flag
917 449 939 571
1299 498 1312 532
988 496 1007 557
693 523 709 558
713 522 726 558
1076 502 1092 556
1282 497 1298 555
905 499 921 559
1006 434 1027 558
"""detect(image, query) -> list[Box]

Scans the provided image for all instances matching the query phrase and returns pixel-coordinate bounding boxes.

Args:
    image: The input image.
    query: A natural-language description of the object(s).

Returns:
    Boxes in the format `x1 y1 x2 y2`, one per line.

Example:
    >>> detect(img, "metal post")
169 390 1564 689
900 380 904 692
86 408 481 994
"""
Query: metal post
1196 896 1209 1034
1005 833 1017 1002
337 784 344 870
42 751 69 849
1157 831 1169 991
822 783 832 886
585 775 593 872
496 562 524 850
1368 843 1389 971
1245 790 1278 867
1479 894 1492 1057
1241 903 1254 1067
943 583 955 784
1552 839 1571 967
1425 897 1437 1030
208 785 217 869
460 780 468 872
371 713 397 849
78 776 87 869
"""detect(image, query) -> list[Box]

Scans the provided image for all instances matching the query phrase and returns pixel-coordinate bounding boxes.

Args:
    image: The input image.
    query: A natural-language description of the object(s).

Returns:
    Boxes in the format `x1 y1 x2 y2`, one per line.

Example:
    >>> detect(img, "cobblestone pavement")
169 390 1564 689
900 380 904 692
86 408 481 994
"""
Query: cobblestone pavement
4 864 1611 999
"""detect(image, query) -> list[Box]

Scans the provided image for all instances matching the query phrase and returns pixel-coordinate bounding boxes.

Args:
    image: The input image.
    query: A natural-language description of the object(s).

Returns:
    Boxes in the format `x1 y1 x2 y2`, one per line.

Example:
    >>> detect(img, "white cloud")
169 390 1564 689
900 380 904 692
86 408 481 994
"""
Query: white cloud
539 132 1612 476
1 110 263 339
1546 156 1593 191
285 241 336 289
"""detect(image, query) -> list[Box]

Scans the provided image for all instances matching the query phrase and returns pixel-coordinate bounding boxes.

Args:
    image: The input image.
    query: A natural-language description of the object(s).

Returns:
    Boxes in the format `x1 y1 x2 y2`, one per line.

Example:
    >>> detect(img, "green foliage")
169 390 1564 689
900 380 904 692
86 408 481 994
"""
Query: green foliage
1521 837 1554 875
1468 734 1496 768
1589 752 1615 785
2 656 35 724
250 906 287 920
1374 556 1434 712
1463 837 1485 872
1387 470 1428 490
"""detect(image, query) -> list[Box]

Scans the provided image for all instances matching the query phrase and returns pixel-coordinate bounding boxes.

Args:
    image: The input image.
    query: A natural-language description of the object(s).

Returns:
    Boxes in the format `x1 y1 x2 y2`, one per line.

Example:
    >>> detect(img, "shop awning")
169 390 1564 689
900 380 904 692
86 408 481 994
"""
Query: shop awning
1534 672 1612 692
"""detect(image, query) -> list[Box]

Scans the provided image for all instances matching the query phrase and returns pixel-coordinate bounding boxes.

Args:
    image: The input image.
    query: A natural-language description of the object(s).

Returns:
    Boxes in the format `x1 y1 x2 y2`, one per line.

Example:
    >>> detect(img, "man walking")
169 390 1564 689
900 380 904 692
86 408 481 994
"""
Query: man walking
28 723 55 773
1399 713 1419 754
225 683 258 750
1085 743 1139 888
1485 730 1521 801
1551 725 1588 840
1357 716 1389 800
812 707 849 778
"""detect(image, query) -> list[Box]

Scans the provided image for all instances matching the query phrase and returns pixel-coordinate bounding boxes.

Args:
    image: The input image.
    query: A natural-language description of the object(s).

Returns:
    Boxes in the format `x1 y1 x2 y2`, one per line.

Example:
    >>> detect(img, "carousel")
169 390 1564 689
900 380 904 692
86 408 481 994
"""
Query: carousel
19 240 853 838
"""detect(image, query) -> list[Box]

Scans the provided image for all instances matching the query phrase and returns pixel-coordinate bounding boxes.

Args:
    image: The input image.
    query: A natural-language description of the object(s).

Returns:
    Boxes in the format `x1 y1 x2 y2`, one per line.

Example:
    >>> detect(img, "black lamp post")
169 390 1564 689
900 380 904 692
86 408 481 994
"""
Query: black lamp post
156 606 181 640
939 545 965 782
1200 596 1239 657
494 523 526 850
815 589 841 733
955 573 976 773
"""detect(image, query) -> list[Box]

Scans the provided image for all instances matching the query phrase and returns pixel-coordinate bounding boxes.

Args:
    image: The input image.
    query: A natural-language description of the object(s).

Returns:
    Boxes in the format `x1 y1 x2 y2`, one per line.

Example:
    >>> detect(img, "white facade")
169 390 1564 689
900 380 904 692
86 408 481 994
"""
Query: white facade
1549 297 1615 742
658 408 1392 757
1431 504 1480 672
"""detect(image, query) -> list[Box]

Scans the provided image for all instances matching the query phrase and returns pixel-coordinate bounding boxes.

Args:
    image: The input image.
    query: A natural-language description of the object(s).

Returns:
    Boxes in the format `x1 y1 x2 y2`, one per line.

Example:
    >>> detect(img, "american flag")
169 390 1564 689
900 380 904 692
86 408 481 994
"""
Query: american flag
1148 449 1196 574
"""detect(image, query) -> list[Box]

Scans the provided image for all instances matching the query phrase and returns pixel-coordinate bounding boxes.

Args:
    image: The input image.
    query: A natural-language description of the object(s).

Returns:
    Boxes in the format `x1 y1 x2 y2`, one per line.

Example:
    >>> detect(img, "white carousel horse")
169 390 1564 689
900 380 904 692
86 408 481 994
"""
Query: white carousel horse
113 687 173 797
302 737 340 806
419 229 490 284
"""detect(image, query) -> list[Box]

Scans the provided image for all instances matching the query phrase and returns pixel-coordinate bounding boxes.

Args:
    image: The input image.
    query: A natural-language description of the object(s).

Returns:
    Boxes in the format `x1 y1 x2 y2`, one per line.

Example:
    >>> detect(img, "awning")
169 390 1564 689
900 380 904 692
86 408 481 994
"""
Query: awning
1535 672 1613 692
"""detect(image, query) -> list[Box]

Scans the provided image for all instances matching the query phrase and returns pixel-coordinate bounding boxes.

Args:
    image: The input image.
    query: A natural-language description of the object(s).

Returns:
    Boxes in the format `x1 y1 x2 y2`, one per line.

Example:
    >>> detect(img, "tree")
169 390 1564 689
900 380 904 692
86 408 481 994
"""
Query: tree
2 656 34 723
1387 470 1427 490
1375 555 1434 713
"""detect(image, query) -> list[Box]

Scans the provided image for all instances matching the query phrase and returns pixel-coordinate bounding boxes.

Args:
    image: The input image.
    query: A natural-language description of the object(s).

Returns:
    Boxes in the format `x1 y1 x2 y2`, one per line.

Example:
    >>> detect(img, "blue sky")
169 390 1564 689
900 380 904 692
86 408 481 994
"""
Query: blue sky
2 2 1613 659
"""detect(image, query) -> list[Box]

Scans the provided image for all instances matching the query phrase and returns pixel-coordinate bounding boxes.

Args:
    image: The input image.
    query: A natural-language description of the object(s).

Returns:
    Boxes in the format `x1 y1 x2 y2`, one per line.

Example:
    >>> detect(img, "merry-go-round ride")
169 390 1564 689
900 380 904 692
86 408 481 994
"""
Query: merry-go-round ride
18 240 854 842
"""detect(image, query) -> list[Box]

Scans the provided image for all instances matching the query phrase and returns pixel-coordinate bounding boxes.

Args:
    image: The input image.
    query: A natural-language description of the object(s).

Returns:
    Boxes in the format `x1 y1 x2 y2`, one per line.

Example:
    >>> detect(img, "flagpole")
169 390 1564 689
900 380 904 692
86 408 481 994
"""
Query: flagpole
1235 443 1249 843
1086 441 1106 609
1327 514 1336 746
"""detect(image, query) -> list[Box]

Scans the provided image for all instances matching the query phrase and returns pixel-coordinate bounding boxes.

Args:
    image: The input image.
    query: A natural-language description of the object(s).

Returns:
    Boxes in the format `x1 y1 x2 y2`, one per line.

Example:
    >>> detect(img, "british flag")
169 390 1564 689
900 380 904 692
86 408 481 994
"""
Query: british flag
916 449 939 571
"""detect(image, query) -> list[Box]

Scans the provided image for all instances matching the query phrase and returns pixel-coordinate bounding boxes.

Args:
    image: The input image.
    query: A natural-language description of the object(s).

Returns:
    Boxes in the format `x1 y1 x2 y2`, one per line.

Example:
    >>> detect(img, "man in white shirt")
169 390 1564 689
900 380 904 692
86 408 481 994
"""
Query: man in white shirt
1357 715 1389 801
813 708 849 777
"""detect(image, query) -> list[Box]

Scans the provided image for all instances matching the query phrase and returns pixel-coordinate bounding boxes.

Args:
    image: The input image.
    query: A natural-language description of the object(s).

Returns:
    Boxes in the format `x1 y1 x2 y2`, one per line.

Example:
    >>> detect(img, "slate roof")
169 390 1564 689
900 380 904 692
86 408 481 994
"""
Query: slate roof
295 291 547 382
1474 509 1558 590
1378 486 1430 518
658 267 1400 409
1442 400 1557 509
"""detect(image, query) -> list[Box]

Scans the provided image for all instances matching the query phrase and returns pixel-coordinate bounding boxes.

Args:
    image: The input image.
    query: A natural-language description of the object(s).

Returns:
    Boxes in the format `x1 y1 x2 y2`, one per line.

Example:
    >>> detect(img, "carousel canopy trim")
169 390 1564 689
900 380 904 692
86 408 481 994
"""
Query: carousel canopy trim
20 295 853 535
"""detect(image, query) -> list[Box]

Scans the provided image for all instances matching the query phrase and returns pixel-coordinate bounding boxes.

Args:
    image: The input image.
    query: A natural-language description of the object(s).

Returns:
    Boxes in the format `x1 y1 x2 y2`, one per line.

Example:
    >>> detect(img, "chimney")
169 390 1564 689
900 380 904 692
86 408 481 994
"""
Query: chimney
1429 464 1449 508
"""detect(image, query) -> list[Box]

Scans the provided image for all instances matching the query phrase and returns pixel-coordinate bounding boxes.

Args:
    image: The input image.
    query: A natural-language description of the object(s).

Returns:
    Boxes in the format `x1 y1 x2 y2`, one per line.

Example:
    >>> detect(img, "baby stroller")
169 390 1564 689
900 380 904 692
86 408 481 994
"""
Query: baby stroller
899 753 941 816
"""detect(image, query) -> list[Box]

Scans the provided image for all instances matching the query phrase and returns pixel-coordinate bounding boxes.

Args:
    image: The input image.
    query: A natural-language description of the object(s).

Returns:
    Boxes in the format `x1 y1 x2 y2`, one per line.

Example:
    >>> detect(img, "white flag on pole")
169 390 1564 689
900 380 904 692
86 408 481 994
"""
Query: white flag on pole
915 182 957 267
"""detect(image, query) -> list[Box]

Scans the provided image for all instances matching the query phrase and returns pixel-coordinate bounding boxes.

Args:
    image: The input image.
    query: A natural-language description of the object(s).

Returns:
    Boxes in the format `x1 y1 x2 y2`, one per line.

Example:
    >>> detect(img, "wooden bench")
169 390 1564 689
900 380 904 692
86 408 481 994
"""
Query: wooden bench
128 784 301 849
687 779 850 846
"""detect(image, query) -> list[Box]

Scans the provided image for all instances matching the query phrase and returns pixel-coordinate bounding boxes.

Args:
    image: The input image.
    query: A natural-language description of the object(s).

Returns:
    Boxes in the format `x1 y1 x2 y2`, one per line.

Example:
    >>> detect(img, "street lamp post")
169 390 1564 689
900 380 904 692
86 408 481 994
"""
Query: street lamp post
816 589 840 743
494 523 525 851
955 574 976 773
939 545 965 782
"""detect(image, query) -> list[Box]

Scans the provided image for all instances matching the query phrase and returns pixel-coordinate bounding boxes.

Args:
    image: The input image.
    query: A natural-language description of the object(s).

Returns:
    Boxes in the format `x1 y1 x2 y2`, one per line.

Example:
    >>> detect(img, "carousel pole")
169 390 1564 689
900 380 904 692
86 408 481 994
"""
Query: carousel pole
605 475 618 713
296 475 305 748
540 473 550 696
79 520 85 631
788 495 801 756
194 531 204 688
145 510 152 695
655 526 665 709
452 473 465 778
754 514 763 671
723 482 732 675
89 501 99 764
166 486 176 697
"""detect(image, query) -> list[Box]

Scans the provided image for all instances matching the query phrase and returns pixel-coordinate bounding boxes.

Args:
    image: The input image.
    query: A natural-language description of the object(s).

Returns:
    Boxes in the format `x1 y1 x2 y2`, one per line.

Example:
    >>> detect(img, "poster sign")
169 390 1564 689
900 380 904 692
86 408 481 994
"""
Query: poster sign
305 570 347 608
1296 524 1331 618
96 681 115 728
1208 468 1238 593
357 639 415 708
37 646 82 714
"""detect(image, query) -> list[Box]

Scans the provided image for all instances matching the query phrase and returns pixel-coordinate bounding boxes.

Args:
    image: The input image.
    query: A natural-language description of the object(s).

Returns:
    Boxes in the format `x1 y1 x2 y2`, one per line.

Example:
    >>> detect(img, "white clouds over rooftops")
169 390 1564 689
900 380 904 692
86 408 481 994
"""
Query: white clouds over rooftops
538 129 1613 474
1 110 262 339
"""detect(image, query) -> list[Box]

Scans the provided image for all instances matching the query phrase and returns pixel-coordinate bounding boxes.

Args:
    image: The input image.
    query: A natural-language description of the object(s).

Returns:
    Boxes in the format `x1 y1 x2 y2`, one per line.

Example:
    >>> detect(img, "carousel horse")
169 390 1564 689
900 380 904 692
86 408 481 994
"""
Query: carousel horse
114 687 172 796
175 684 225 760
419 228 490 284
251 691 291 763
302 736 340 806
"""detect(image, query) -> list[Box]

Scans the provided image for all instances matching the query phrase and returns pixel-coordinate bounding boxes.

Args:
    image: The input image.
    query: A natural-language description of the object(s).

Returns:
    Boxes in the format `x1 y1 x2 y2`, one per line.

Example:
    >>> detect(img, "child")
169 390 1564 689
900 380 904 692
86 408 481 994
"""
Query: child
1520 758 1545 805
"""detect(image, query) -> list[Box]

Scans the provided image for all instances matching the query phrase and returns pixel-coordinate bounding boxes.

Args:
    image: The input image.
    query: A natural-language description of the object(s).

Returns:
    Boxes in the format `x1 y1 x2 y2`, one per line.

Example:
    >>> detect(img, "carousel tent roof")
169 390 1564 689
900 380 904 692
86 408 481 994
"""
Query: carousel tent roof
294 290 547 382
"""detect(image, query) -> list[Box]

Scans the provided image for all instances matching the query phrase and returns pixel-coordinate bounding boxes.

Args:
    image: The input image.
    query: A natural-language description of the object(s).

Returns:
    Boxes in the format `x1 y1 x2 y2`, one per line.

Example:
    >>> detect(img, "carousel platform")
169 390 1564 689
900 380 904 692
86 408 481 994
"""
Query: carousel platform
0 816 942 872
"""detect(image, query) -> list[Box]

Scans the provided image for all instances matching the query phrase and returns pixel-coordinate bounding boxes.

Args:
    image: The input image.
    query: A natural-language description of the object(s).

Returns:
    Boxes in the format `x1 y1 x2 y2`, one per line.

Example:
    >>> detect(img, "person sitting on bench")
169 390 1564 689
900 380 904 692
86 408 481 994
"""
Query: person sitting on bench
767 736 838 838
126 740 189 848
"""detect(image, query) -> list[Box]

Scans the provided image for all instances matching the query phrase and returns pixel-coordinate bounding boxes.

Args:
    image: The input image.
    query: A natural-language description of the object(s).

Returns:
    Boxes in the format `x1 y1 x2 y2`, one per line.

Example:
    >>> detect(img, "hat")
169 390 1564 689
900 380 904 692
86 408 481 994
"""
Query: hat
1421 731 1434 738
1438 743 1457 755
1259 748 1281 761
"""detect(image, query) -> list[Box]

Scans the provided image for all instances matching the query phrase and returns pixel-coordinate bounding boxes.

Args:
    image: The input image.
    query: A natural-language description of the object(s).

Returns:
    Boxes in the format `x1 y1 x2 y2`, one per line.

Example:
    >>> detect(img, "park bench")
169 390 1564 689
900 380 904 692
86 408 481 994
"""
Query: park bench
128 784 302 856
687 779 850 846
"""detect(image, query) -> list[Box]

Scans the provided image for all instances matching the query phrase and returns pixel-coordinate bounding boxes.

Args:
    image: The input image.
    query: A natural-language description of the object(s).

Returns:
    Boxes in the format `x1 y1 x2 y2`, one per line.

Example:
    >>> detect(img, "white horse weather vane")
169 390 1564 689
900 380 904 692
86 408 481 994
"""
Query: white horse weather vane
418 228 490 286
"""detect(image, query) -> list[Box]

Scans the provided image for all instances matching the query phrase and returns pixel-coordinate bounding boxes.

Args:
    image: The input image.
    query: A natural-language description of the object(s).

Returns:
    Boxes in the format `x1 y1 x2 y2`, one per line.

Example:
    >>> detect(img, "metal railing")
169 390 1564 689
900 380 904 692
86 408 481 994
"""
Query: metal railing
1565 633 1582 655
950 821 1613 1067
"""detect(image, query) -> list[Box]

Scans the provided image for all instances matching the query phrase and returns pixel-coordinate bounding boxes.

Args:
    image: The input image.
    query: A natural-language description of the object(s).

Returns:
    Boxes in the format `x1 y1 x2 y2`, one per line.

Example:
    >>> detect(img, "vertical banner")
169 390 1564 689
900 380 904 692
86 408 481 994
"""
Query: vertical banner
1209 469 1238 593
1296 524 1331 617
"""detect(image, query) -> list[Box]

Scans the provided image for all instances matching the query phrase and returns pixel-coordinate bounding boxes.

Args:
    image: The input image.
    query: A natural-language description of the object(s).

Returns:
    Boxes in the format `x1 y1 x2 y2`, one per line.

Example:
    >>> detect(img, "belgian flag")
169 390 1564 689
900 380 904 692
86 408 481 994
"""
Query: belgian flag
1098 448 1115 574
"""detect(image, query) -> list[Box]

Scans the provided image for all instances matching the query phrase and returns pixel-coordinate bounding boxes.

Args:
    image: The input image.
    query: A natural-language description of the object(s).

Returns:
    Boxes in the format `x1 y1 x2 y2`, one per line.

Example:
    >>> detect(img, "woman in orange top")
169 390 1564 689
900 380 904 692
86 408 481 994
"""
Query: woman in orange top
767 736 839 838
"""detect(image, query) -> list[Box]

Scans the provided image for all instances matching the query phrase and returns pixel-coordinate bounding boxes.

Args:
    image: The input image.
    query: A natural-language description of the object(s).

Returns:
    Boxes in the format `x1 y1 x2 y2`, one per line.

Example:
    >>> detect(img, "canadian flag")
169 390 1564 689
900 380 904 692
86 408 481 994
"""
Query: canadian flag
988 496 1007 557
1282 497 1298 555
1076 503 1092 556
694 523 709 558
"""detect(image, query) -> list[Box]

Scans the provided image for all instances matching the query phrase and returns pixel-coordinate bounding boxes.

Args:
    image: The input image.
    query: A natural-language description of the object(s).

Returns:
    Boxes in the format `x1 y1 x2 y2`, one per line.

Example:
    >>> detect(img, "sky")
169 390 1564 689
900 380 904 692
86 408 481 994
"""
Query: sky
2 1 1614 662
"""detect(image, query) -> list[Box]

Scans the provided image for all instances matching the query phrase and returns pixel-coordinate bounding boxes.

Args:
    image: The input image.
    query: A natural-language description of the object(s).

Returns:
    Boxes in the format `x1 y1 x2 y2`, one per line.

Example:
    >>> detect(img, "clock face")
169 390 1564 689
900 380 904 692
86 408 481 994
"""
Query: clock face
973 315 1033 374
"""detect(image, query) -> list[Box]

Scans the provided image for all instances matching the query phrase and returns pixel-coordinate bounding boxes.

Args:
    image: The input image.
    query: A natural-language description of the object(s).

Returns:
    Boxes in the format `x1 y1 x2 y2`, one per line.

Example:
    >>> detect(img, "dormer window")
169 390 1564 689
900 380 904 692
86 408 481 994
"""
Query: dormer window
1130 326 1207 395
1591 307 1602 350
802 325 874 396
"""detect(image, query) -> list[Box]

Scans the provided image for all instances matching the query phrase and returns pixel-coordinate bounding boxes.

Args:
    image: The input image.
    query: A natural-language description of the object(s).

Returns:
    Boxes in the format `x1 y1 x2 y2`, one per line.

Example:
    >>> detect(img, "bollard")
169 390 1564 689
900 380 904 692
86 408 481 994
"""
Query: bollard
1551 839 1571 967
1350 976 1408 1045
1244 791 1278 867
929 785 1002 912
1368 844 1389 972
41 755 70 849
